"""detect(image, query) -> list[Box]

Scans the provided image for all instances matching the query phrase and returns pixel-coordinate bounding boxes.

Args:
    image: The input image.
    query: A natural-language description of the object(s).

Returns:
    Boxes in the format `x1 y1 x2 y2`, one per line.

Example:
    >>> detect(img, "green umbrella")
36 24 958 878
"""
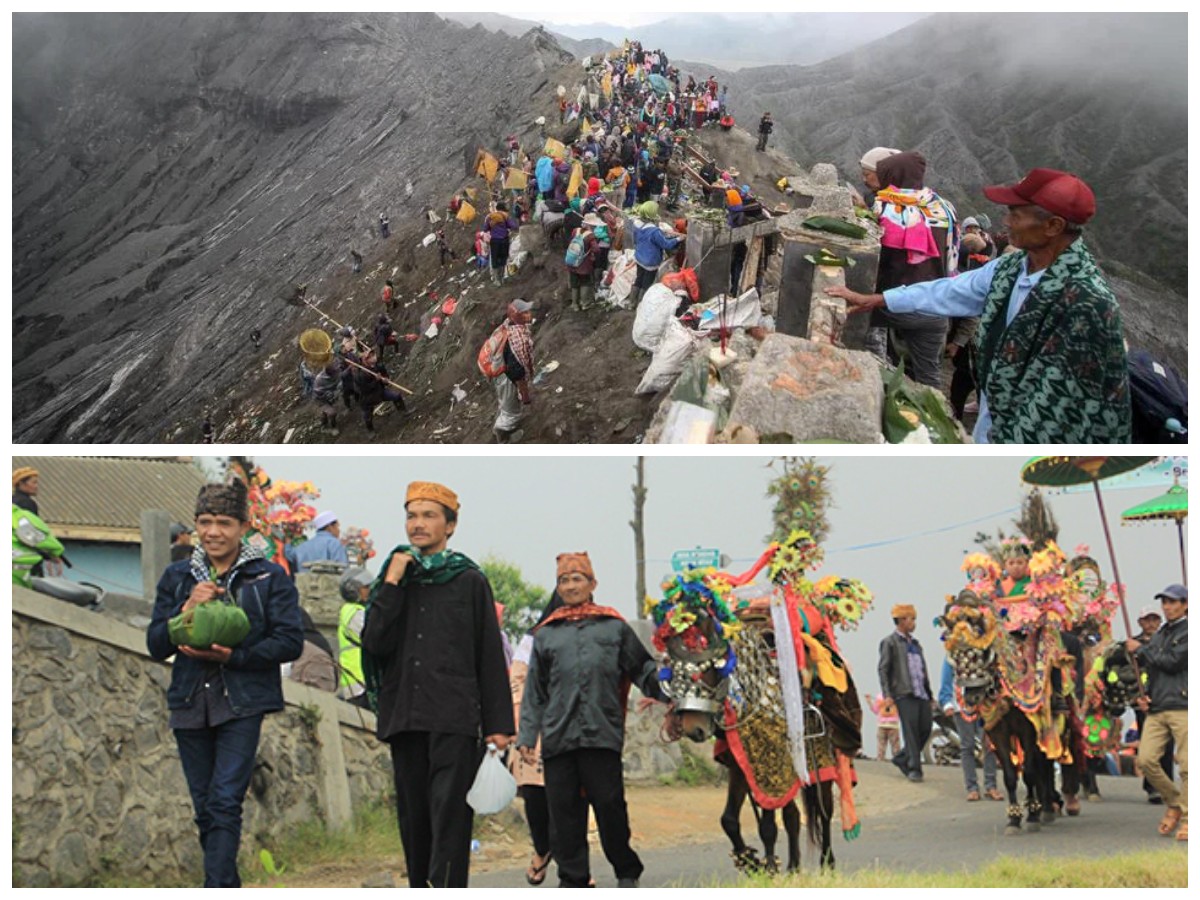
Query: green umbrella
1122 483 1187 585
1021 456 1155 647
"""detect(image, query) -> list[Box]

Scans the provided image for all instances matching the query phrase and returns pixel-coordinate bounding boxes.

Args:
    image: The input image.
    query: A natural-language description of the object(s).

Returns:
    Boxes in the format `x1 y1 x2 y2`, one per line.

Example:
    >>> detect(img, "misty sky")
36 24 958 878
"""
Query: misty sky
237 453 1188 716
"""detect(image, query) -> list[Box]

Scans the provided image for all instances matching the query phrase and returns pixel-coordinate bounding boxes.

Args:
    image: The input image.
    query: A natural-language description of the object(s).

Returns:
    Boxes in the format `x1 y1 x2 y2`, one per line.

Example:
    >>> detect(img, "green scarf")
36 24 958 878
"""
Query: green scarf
973 239 1130 443
361 544 480 713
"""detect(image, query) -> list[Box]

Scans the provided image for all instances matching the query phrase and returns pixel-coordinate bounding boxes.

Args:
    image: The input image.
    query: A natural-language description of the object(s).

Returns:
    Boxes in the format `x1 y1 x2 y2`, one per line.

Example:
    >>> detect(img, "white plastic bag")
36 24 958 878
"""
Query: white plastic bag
631 284 680 352
466 744 518 814
635 319 704 394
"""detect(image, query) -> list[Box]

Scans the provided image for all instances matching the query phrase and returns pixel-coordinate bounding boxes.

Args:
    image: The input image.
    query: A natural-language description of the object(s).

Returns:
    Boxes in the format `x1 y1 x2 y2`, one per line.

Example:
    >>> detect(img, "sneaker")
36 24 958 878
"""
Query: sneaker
891 754 909 776
907 771 924 783
617 877 640 888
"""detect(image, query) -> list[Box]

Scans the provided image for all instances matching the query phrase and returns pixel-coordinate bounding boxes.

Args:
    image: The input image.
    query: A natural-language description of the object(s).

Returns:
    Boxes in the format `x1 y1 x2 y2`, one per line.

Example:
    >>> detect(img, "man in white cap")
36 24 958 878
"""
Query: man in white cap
287 511 349 573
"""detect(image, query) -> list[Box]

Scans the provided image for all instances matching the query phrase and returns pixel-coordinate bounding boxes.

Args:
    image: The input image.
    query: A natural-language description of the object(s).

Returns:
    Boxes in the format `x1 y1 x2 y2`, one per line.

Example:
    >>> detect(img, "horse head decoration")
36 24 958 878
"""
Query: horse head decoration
647 530 872 866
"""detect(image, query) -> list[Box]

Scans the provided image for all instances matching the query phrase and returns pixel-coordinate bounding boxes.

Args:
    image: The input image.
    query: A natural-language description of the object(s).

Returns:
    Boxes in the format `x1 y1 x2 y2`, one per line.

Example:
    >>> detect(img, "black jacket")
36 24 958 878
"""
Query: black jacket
362 569 514 741
519 615 664 759
1136 615 1187 712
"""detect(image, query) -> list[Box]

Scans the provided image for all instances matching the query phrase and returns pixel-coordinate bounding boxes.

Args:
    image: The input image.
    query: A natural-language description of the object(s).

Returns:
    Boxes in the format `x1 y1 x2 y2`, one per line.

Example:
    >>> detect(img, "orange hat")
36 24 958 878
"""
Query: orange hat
12 467 38 488
891 604 917 619
556 552 595 581
405 481 460 512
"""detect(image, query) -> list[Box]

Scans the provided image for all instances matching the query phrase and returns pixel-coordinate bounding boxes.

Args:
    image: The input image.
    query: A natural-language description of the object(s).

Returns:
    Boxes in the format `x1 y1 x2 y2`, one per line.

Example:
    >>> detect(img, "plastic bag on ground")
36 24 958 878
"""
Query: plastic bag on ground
421 233 437 247
466 746 517 814
606 250 638 308
635 319 704 394
632 284 680 352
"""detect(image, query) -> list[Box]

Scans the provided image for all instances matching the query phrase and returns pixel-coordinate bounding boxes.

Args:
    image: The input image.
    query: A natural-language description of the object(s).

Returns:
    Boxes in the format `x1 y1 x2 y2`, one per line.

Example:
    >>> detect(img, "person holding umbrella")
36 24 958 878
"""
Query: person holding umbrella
1126 584 1187 842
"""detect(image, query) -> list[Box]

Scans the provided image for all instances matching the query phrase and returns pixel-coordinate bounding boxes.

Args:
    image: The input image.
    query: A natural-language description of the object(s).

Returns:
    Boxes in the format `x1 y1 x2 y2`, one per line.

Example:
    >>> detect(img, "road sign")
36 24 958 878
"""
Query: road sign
671 547 721 572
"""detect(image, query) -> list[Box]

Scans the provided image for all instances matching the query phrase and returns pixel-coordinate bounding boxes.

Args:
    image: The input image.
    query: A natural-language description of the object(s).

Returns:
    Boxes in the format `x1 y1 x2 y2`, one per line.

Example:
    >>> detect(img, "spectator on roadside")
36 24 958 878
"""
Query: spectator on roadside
12 467 40 514
287 511 349 573
878 603 935 782
864 692 901 762
938 657 1002 801
336 567 372 707
1133 604 1175 804
170 522 195 563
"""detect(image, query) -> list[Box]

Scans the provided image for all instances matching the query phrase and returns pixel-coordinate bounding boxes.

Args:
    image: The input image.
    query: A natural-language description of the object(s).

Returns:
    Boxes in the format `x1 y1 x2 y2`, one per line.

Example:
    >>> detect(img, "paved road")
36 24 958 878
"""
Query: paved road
471 762 1182 888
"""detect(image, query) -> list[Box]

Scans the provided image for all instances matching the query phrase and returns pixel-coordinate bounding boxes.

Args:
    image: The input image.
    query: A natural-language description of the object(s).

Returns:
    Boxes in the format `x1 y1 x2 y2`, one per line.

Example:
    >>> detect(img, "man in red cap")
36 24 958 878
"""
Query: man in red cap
827 168 1130 443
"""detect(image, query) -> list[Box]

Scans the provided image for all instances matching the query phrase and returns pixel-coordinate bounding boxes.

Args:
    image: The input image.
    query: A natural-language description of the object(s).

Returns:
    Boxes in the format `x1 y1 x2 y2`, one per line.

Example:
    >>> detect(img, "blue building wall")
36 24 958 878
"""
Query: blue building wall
61 541 144 598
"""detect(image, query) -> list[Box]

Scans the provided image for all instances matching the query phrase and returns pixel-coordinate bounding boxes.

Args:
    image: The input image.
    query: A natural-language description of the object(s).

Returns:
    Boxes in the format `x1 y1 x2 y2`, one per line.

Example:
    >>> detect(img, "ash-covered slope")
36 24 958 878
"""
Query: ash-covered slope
12 11 573 442
726 12 1188 295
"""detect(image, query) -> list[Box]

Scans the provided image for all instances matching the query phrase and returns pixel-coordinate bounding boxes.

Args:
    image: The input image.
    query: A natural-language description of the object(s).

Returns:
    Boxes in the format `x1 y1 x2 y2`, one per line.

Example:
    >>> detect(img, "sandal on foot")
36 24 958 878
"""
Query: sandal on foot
1158 807 1182 836
526 852 552 886
1176 823 1187 842
966 791 981 801
985 788 1005 801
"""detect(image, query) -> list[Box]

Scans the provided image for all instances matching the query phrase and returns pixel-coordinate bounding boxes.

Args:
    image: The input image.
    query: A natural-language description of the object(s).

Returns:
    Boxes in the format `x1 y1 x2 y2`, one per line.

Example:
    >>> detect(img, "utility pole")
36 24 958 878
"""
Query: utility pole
630 457 647 616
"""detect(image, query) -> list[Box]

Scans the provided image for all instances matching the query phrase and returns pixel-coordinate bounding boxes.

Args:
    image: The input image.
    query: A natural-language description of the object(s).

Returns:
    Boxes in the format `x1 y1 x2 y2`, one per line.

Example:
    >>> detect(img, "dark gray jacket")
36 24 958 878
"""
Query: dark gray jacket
519 614 664 759
1136 615 1187 712
878 630 932 700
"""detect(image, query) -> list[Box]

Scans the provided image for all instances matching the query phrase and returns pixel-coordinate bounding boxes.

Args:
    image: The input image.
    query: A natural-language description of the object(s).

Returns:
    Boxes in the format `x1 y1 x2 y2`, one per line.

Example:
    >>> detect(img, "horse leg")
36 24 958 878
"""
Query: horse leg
992 724 1023 835
755 803 780 873
1022 742 1044 833
814 782 835 871
721 766 759 871
781 800 801 873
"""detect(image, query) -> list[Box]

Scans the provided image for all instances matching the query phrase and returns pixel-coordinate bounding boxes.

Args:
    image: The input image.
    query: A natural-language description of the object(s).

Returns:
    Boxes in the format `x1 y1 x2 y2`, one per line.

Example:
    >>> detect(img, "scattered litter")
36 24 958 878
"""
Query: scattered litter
532 360 559 385
612 417 632 433
555 386 564 394
450 383 467 408
259 421 271 437
373 402 393 417
422 233 437 247
283 428 295 444
432 425 453 436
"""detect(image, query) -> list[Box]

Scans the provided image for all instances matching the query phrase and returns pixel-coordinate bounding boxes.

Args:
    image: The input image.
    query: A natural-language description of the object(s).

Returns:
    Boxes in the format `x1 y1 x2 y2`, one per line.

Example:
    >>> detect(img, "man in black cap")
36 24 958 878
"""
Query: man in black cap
1126 584 1187 842
147 480 304 887
827 168 1130 444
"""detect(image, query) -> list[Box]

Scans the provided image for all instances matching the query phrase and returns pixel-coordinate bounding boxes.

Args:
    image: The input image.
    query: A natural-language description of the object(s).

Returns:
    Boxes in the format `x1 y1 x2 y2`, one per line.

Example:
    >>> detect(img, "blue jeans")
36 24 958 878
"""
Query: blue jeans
175 715 264 887
955 712 997 793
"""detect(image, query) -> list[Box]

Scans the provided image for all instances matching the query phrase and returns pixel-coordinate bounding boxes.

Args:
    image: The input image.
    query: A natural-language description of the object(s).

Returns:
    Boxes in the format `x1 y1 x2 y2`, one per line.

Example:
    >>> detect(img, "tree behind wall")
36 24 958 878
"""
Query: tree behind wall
480 555 550 643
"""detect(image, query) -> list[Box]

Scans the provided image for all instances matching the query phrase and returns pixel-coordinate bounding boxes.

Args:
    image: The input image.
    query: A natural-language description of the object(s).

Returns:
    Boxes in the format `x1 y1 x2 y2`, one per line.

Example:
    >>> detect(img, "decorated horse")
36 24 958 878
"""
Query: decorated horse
944 544 1090 834
646 530 870 872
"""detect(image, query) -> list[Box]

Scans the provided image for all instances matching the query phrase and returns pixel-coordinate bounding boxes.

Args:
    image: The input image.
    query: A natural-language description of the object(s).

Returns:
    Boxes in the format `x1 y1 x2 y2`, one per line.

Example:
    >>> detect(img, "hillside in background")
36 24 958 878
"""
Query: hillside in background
723 12 1188 295
12 11 575 442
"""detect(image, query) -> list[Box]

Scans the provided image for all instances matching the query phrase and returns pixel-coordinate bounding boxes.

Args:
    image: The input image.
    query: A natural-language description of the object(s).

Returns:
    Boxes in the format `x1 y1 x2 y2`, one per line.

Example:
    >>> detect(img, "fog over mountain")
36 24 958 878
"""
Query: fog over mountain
725 12 1188 297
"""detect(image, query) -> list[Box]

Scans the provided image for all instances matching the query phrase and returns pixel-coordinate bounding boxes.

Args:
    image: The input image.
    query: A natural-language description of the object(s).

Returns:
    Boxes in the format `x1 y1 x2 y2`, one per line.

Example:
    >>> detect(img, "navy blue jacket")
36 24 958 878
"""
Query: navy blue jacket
147 556 304 717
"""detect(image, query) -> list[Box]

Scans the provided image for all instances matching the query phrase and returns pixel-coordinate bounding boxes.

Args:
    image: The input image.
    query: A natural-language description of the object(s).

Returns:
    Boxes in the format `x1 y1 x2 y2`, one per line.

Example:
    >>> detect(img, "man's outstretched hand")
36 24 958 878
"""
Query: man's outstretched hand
824 285 886 313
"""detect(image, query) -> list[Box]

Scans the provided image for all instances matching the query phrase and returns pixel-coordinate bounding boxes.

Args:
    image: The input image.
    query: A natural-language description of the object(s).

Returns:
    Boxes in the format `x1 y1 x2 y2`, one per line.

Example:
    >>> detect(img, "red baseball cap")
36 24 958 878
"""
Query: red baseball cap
983 168 1096 225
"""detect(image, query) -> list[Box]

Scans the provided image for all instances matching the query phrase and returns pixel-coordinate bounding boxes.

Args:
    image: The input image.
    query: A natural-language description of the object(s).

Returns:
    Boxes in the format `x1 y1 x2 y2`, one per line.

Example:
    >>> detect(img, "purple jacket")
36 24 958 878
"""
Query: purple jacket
486 213 519 242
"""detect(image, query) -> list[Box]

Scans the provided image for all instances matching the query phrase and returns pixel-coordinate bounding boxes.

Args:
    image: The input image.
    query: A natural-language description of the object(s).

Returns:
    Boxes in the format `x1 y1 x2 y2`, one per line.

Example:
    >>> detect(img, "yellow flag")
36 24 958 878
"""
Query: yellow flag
581 116 591 134
476 151 499 183
503 169 528 191
543 138 566 160
567 161 584 199
456 201 477 224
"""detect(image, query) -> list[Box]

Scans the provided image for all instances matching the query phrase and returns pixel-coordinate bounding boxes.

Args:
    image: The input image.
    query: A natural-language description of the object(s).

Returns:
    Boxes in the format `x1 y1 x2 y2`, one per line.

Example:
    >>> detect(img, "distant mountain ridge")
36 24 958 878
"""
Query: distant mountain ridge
724 12 1187 296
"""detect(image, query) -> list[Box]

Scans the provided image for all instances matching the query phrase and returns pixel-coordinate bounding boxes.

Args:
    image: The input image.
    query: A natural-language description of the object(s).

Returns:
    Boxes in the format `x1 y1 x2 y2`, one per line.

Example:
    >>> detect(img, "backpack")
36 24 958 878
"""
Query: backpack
477 324 510 378
1127 349 1187 443
564 231 588 267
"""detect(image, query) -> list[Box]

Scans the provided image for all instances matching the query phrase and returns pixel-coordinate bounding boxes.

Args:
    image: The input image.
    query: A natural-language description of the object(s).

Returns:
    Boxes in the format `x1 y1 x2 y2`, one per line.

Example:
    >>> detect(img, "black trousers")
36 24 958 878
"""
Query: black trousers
521 785 551 857
894 695 933 776
543 748 643 887
388 731 483 888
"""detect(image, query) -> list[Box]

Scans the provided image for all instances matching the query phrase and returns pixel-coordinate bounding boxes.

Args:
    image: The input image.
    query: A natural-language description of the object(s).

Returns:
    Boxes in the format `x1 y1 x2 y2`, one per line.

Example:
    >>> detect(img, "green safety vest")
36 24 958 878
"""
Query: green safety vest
337 602 366 692
12 505 64 588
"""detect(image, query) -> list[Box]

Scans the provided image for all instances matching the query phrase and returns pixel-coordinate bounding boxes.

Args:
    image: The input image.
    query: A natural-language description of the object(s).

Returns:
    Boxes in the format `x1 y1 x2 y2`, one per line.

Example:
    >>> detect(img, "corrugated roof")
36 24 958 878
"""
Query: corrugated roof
12 456 207 532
